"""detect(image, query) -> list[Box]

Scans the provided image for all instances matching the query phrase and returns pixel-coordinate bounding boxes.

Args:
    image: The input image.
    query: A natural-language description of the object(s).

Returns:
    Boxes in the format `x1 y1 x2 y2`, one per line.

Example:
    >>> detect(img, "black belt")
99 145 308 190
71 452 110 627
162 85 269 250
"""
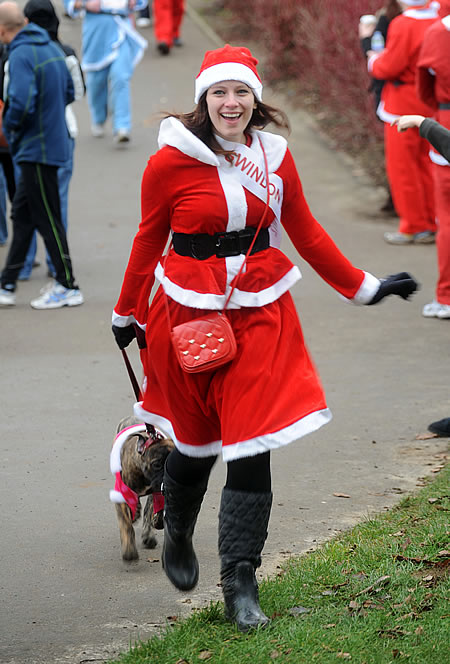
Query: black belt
439 102 450 110
172 227 270 260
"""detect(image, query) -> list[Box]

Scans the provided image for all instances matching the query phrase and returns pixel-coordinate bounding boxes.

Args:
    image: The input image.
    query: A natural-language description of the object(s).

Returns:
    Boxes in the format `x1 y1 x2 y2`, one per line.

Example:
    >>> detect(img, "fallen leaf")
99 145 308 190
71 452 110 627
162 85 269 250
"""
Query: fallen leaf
428 498 439 504
175 660 188 664
415 626 424 635
270 650 280 659
355 575 391 597
430 466 444 473
437 550 450 557
422 575 434 582
321 590 335 596
333 492 351 498
392 531 405 537
415 432 437 440
147 558 160 563
336 652 351 659
166 615 178 622
325 623 336 628
348 600 359 611
392 650 405 659
198 651 213 661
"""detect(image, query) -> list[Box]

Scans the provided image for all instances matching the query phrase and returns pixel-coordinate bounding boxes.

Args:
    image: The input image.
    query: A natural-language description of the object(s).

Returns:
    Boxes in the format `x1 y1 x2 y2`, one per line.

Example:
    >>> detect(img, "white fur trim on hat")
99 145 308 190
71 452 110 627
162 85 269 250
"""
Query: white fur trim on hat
195 62 263 103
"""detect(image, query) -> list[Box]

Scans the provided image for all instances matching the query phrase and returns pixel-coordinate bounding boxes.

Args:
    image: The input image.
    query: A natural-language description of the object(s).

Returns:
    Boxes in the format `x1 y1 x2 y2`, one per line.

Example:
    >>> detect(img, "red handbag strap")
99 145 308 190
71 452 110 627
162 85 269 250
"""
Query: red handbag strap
163 135 271 327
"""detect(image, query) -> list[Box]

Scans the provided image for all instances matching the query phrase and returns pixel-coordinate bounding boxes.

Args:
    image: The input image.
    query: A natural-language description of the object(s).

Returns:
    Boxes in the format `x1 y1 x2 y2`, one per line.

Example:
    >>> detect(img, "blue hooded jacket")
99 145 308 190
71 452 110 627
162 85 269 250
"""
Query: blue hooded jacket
3 22 74 166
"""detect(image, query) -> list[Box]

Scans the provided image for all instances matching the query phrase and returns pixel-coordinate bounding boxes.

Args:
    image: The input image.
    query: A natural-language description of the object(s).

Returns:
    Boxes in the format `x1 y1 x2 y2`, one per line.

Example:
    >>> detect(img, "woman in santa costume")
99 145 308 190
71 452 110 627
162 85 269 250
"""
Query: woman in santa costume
366 0 439 244
112 45 418 631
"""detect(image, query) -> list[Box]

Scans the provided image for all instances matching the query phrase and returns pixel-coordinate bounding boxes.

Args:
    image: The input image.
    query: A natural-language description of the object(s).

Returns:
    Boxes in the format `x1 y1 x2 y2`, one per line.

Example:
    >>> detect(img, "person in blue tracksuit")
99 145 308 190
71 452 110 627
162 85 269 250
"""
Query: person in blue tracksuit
0 1 83 309
64 0 148 144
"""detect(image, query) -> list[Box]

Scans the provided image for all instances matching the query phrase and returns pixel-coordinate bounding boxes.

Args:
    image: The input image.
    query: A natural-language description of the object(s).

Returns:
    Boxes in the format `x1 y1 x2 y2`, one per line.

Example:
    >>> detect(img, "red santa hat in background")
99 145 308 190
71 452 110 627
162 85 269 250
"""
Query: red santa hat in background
194 44 263 103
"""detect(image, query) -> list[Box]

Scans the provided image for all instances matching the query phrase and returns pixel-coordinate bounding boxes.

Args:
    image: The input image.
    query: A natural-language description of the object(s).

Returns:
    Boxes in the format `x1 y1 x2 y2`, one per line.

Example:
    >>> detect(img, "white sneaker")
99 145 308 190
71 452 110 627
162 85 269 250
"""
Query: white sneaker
0 287 16 306
39 280 56 295
30 282 84 309
91 123 105 138
114 129 130 145
422 300 450 319
136 17 151 27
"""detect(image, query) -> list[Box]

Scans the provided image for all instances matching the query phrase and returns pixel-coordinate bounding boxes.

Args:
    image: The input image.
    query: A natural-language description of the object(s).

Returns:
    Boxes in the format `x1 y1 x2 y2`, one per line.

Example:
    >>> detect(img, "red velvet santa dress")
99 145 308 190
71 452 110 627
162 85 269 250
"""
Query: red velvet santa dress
112 118 380 462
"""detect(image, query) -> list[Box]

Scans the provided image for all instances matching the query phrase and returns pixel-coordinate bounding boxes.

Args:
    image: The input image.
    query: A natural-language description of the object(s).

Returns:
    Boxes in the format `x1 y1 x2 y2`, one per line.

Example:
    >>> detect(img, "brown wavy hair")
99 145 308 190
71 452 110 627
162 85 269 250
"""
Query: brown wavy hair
165 91 290 155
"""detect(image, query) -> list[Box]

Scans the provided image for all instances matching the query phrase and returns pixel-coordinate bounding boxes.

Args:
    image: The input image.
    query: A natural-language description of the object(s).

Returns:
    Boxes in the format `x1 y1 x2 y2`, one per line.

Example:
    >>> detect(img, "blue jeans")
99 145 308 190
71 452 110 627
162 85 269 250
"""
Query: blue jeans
19 138 74 280
0 164 7 245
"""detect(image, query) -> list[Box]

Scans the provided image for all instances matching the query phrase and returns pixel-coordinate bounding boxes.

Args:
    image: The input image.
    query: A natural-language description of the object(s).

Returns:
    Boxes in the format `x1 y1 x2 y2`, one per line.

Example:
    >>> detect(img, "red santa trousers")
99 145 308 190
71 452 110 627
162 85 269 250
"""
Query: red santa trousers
136 288 329 462
384 122 435 235
434 163 450 305
153 0 185 46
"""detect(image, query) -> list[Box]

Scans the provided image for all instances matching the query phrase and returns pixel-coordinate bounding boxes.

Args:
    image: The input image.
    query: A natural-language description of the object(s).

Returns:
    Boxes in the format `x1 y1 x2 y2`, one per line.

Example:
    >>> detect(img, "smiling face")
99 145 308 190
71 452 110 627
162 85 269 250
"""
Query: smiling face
205 80 256 144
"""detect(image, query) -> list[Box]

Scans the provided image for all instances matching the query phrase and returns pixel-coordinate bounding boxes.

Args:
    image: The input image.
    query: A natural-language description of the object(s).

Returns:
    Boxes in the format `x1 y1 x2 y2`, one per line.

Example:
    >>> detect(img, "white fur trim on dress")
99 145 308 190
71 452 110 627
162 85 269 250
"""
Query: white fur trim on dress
158 118 288 173
222 408 333 462
112 310 146 331
154 262 302 309
351 271 381 305
133 401 331 461
195 63 263 103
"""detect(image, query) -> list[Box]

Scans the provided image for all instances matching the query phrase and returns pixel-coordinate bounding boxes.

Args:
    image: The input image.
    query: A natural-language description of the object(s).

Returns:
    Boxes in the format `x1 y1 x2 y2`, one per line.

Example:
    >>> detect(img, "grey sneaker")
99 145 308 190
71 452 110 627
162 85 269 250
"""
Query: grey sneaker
0 288 16 307
413 231 436 244
383 231 414 245
30 282 84 309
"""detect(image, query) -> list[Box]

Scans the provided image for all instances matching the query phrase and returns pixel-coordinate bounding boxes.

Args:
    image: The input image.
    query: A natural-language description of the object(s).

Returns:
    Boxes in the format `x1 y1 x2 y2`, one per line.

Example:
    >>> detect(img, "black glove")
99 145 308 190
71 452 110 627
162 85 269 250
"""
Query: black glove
368 272 419 305
112 324 136 349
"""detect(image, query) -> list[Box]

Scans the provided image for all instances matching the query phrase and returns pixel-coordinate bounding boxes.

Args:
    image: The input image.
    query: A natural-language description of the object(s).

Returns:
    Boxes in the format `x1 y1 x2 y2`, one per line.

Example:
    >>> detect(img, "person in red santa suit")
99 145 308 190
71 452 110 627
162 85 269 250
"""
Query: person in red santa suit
366 0 439 244
415 10 450 318
153 0 184 55
111 45 418 631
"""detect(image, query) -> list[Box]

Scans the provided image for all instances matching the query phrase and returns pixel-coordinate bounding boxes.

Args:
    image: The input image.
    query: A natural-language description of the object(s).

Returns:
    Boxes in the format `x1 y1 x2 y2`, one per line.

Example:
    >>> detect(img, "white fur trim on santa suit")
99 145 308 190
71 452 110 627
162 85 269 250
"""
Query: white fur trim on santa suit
133 400 332 461
403 7 439 19
194 62 263 103
429 149 450 166
375 100 400 124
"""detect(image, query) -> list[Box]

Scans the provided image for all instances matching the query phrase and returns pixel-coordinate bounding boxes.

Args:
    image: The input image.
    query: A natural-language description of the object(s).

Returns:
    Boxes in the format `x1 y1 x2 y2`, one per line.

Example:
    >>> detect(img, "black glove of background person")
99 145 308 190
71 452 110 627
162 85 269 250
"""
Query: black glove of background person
368 272 419 305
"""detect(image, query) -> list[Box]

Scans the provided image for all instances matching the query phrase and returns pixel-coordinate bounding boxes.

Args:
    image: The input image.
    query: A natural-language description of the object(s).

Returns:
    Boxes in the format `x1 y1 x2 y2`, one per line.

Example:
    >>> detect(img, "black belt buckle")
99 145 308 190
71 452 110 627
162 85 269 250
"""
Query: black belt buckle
190 234 210 260
215 231 241 258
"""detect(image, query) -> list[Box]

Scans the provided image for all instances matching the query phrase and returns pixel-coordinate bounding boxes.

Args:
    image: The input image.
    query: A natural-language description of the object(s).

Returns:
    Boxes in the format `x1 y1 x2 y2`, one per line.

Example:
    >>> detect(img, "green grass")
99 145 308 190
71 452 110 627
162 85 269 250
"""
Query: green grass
108 466 449 664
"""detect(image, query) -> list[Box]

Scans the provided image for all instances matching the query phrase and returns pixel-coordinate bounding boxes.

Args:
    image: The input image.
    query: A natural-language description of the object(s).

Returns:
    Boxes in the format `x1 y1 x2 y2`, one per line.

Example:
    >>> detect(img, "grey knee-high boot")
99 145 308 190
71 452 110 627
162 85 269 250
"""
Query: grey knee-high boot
162 466 208 591
218 487 273 631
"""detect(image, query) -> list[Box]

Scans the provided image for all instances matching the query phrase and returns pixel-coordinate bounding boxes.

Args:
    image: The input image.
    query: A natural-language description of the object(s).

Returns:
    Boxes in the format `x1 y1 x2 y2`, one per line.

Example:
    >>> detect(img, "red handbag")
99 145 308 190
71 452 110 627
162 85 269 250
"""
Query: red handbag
165 137 270 374
171 311 237 373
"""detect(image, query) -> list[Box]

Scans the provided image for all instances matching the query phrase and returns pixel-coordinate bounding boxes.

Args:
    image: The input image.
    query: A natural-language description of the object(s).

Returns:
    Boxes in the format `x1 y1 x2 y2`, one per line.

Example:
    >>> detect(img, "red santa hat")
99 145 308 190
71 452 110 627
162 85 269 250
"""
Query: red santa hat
194 44 263 103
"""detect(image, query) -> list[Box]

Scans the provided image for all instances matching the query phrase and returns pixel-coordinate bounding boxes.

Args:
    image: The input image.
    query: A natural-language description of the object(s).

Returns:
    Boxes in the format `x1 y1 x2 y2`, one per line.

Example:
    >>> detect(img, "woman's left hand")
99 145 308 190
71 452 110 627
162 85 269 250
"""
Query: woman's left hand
368 272 419 305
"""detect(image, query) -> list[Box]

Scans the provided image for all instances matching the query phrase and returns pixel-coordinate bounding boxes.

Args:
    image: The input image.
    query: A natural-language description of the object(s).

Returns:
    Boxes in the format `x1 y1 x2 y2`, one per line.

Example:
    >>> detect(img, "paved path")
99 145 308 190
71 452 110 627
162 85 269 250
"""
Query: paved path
1 4 448 663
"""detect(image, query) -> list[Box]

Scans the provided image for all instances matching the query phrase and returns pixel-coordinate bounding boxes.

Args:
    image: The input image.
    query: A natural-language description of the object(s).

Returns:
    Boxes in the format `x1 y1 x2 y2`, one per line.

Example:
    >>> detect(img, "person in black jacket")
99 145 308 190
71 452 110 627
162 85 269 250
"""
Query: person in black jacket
394 113 450 437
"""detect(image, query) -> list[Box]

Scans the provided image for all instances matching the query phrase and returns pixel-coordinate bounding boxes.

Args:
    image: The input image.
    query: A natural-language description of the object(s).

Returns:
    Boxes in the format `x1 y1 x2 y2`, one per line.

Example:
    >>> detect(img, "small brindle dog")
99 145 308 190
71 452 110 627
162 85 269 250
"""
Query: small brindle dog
113 416 174 561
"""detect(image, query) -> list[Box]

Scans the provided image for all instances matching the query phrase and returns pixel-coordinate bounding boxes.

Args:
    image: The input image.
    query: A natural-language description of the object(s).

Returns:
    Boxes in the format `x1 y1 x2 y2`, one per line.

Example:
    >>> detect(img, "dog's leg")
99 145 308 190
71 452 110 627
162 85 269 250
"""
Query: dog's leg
115 503 139 561
142 495 157 549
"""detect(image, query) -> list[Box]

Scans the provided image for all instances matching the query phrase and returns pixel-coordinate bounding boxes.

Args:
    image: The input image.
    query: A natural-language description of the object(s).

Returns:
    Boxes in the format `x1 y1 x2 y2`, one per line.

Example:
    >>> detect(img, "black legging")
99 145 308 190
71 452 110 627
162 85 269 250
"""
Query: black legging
166 447 271 493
